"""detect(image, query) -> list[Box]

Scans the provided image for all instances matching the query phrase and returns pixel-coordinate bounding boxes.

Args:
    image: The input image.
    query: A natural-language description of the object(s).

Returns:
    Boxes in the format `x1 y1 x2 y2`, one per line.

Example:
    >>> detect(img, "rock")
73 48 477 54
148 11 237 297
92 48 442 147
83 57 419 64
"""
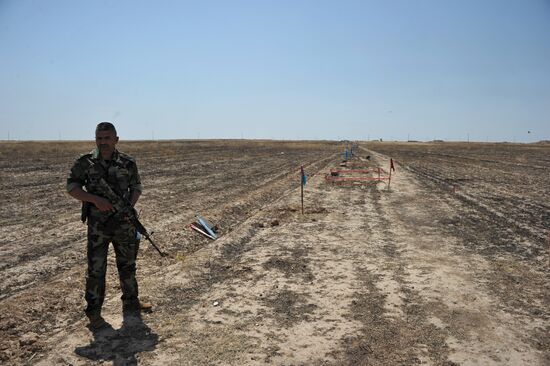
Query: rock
270 220 279 227
19 332 39 346
213 301 219 306
1 349 13 361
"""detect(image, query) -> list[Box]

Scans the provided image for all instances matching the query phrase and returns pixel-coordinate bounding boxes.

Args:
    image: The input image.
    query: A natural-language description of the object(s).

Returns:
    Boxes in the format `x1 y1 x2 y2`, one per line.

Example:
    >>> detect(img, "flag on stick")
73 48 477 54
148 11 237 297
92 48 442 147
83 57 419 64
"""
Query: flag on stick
388 158 395 190
301 166 307 186
300 165 306 214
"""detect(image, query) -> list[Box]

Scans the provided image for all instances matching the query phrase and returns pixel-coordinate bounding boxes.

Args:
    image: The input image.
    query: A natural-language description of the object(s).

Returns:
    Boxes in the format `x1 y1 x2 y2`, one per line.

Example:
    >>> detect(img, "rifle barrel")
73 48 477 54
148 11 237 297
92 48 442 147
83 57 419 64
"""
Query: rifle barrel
145 234 166 257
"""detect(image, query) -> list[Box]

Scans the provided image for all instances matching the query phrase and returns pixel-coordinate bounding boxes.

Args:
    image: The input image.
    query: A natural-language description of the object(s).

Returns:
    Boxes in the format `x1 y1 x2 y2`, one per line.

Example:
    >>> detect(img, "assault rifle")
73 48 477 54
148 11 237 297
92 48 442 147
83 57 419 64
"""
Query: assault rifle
86 159 167 257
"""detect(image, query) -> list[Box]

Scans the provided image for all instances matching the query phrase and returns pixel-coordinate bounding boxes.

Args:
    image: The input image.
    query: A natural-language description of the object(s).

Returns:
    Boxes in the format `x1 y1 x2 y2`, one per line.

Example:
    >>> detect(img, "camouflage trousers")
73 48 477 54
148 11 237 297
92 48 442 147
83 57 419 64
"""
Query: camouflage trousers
85 216 139 315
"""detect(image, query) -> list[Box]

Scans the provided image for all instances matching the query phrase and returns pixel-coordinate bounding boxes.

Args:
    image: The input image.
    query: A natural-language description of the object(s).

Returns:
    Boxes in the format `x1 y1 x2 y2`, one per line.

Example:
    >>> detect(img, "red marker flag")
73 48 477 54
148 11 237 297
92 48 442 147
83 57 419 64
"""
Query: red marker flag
390 158 395 172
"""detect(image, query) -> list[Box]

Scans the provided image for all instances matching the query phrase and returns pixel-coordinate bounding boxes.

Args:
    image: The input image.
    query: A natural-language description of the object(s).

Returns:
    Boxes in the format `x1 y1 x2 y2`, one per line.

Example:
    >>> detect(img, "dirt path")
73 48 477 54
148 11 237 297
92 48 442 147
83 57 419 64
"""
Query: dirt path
31 149 548 365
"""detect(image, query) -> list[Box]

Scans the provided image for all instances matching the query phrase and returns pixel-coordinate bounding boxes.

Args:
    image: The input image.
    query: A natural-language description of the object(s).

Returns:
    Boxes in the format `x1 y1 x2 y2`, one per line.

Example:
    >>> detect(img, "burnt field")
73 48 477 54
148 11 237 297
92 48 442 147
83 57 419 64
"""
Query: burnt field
367 141 550 263
0 140 339 300
0 140 548 365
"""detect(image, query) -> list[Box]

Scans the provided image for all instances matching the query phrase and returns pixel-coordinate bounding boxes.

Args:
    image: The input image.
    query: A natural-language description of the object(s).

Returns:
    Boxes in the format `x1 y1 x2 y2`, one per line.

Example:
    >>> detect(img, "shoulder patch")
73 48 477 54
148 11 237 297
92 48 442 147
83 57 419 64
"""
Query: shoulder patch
77 152 94 161
118 152 136 163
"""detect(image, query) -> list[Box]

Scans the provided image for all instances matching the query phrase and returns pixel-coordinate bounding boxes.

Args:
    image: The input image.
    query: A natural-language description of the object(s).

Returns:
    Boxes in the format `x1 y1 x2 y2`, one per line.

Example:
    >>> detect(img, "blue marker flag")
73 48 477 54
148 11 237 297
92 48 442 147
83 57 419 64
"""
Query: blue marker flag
301 166 307 186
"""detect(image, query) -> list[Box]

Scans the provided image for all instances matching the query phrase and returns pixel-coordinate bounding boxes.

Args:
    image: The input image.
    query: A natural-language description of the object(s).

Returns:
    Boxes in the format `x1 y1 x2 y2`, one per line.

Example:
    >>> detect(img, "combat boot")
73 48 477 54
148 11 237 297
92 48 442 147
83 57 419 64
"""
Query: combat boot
122 299 141 317
123 299 153 313
85 312 108 330
139 299 153 313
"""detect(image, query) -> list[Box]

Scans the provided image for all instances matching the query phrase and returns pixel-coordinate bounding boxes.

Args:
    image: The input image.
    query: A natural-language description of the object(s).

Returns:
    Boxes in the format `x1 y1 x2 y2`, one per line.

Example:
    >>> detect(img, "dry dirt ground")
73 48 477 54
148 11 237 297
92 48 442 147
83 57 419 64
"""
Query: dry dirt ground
0 140 548 365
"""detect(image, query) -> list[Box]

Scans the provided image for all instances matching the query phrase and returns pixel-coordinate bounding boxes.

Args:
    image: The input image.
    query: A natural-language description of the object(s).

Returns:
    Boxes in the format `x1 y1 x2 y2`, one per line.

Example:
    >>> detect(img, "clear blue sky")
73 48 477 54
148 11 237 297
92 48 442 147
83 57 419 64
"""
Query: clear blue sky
1 0 549 142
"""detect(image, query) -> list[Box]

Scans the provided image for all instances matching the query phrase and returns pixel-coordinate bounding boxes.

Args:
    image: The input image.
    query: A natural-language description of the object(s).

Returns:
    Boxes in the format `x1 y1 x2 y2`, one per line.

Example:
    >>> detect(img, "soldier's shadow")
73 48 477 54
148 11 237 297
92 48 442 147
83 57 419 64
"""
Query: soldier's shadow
75 314 158 366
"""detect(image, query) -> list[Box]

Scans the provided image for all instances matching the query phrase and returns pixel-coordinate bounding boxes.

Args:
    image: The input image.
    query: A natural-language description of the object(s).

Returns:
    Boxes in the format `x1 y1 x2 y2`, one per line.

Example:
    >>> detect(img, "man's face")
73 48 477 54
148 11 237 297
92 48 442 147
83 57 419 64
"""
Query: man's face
95 130 118 156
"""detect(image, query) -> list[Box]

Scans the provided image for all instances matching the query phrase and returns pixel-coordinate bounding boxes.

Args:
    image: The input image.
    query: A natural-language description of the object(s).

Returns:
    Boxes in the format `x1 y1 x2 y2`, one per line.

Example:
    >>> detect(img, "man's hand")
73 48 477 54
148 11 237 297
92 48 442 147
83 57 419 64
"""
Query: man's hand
93 196 115 212
69 186 114 212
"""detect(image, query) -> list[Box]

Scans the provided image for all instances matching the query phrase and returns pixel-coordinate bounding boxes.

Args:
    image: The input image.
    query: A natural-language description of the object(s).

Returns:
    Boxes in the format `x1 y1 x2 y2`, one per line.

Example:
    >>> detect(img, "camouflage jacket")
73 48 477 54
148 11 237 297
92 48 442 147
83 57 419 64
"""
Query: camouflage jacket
67 148 142 220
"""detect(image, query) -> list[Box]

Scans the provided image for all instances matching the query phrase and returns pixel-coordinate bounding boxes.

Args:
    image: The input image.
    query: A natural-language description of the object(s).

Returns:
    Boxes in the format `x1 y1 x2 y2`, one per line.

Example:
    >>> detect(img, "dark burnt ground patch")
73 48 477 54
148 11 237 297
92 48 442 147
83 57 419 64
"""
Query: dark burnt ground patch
532 326 550 365
0 269 87 363
158 227 257 315
424 190 550 330
435 195 546 260
424 182 543 260
368 181 398 260
262 246 314 283
338 272 452 366
261 288 318 327
259 204 329 227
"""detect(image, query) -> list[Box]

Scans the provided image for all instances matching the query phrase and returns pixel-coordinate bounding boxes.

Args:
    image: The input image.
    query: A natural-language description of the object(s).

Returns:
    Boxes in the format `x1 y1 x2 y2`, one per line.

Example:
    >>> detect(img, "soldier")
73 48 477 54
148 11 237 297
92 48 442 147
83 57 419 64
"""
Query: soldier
67 122 146 329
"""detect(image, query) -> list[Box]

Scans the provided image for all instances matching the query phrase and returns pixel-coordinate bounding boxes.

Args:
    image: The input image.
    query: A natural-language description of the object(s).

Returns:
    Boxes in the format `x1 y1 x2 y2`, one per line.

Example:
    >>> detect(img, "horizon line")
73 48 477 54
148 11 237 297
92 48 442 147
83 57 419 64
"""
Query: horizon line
1 138 548 144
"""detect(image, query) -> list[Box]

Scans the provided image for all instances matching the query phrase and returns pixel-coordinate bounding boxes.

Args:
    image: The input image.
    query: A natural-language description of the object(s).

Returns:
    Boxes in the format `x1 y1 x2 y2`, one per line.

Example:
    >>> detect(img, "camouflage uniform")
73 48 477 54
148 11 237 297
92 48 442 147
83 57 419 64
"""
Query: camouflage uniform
67 148 142 316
